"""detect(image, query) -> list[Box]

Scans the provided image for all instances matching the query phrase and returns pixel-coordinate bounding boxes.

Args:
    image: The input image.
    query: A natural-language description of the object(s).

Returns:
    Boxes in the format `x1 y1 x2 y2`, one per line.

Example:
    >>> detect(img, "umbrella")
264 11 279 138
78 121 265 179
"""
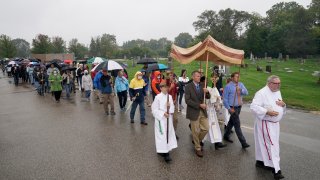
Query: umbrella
29 58 41 63
50 59 63 64
147 63 168 72
8 61 18 65
61 66 77 71
64 59 73 64
87 57 107 65
46 62 61 69
137 58 157 64
77 60 87 65
21 59 31 65
29 62 40 66
91 60 123 72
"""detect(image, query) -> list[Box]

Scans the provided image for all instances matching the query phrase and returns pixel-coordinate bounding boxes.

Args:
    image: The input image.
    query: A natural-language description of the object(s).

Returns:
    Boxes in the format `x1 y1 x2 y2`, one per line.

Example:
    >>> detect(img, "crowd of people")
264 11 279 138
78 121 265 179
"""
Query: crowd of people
2 61 286 180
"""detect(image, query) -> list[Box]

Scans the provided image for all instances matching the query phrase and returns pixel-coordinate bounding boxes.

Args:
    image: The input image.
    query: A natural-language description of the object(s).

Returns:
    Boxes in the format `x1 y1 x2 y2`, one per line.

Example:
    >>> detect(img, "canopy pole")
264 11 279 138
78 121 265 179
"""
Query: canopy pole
203 52 209 103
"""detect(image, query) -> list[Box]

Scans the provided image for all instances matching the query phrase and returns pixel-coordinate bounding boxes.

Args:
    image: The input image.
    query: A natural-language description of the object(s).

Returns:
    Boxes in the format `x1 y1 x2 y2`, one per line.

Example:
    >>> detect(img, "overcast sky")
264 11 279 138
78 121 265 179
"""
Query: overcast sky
0 0 312 46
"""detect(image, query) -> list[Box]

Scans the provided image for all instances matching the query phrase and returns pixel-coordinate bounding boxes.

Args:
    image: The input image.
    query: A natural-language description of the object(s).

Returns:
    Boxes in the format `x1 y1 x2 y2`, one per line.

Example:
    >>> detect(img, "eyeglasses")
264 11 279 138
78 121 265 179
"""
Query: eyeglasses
271 82 281 85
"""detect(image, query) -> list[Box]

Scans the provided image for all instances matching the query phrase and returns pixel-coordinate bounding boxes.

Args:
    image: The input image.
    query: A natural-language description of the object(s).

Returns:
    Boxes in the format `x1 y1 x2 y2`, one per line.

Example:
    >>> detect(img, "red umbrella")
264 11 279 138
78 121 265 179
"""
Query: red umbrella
64 59 73 64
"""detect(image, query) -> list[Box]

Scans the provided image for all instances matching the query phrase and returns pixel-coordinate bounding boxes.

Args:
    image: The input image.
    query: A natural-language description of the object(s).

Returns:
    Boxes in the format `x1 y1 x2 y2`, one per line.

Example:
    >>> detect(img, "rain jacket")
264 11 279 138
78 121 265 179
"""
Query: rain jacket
129 71 146 101
115 76 129 93
93 71 103 89
49 74 63 91
151 71 163 96
99 74 113 94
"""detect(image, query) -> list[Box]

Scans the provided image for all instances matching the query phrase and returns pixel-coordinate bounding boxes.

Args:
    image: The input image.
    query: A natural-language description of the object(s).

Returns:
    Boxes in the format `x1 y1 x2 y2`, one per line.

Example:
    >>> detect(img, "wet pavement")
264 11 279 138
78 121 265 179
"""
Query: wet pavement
0 74 320 180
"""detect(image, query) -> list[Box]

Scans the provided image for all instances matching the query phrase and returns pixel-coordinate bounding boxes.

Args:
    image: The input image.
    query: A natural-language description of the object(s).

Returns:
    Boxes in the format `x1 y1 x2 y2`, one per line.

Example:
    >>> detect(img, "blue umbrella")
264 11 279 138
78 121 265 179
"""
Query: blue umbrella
147 63 168 72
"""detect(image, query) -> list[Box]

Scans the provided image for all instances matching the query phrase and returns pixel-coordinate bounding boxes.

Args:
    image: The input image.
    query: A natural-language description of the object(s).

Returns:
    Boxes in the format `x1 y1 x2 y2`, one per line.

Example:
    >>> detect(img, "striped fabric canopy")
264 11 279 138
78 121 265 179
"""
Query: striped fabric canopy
170 35 244 65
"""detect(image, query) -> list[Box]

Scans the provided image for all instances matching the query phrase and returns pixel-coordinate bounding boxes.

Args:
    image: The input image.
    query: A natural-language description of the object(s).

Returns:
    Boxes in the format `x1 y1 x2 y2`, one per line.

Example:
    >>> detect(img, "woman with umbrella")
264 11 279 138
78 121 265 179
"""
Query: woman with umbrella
49 69 63 102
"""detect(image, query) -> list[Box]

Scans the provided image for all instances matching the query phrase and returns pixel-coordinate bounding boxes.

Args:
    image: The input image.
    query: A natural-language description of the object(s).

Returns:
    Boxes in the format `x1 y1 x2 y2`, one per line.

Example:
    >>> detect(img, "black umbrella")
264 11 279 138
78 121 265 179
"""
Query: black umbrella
137 58 157 64
46 62 61 69
50 59 63 64
61 66 77 72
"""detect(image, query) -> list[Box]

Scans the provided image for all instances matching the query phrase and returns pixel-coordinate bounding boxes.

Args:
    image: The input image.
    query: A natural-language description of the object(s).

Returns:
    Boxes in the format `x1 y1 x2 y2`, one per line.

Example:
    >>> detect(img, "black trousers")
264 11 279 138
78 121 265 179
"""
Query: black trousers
178 91 184 105
53 91 62 101
117 90 127 108
224 106 247 145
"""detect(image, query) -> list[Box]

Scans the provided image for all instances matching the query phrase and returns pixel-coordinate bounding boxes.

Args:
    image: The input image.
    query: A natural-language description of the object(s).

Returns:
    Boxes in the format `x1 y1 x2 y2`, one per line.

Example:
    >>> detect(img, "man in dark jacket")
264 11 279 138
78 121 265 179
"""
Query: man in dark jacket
185 70 210 157
11 64 20 86
98 69 115 115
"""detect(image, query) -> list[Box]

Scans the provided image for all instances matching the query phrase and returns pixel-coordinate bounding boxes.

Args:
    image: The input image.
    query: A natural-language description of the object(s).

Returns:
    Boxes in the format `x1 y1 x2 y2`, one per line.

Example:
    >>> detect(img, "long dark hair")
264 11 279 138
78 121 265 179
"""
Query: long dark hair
180 69 186 77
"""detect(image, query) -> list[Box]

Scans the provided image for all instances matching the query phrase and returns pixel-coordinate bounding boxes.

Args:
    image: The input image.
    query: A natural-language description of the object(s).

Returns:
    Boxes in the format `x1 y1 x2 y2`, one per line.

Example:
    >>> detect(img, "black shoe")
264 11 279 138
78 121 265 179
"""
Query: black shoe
223 136 233 143
164 153 172 163
157 153 165 157
255 160 265 168
141 122 148 125
242 143 250 149
105 112 109 115
215 142 227 150
274 171 284 180
130 119 134 123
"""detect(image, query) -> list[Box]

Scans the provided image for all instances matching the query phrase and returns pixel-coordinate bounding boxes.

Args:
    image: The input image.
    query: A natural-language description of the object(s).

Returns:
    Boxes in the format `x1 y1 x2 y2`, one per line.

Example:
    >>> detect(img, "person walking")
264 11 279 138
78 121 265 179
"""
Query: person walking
250 75 286 180
141 70 151 107
47 64 59 93
178 69 189 112
82 70 93 101
98 70 115 115
151 71 163 100
223 72 250 149
129 71 147 125
115 71 129 111
49 70 63 102
62 70 73 99
11 64 20 86
77 64 84 91
185 71 210 157
151 82 177 163
93 70 103 104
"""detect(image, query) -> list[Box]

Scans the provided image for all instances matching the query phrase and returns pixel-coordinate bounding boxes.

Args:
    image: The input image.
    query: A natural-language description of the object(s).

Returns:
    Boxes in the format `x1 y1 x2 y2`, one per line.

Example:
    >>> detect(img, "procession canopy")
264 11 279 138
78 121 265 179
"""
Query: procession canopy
170 35 244 65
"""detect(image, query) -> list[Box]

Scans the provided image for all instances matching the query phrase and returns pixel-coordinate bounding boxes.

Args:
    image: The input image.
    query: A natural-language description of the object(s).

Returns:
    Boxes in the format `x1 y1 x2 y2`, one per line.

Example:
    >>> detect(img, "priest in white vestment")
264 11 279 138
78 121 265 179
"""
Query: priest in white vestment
250 75 286 180
152 82 177 163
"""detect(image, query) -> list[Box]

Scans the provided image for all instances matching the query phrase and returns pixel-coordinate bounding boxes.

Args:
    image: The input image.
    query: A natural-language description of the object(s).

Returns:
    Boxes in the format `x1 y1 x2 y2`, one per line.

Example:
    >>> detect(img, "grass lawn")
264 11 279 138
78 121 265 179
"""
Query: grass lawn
122 58 320 111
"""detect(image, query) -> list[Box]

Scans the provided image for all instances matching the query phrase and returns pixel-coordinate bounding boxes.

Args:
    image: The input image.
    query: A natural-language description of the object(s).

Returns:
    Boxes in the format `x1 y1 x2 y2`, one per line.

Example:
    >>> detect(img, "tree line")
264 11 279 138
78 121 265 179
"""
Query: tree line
0 0 319 59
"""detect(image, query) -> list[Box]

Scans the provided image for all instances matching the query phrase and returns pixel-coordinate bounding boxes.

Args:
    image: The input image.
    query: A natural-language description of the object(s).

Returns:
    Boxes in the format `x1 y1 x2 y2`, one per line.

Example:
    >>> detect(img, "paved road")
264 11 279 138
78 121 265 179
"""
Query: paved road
0 74 319 180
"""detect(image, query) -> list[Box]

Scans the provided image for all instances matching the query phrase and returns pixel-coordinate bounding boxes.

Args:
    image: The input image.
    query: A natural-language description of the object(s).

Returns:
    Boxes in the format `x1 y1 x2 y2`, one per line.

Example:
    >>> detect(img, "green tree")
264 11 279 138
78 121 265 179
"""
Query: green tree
68 38 88 59
0 34 16 58
51 36 66 53
12 38 30 58
100 34 118 58
244 13 269 57
31 34 52 54
193 9 251 47
174 33 193 48
309 0 320 54
265 2 316 57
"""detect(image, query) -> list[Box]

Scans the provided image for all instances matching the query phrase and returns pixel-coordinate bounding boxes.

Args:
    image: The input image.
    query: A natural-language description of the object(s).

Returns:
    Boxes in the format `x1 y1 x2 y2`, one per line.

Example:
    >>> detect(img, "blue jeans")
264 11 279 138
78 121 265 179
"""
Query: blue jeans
64 84 72 98
34 81 39 89
85 90 91 99
130 99 145 122
29 73 34 84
